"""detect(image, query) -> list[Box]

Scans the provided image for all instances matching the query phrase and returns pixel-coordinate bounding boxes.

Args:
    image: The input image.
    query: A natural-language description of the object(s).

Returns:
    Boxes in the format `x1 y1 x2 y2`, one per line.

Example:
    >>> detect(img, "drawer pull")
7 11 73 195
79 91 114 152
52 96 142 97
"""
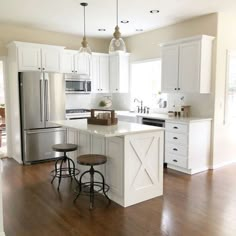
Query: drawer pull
173 148 178 151
173 126 178 129
173 137 178 140
173 159 178 162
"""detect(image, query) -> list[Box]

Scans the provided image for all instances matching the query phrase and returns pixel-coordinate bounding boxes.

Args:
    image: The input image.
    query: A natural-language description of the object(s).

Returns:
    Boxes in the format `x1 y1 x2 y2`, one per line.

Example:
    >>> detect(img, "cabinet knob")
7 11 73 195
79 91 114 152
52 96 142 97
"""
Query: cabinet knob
178 88 180 90
174 88 177 90
173 159 178 162
75 71 77 73
72 70 74 73
173 137 178 140
173 126 178 129
42 68 45 70
116 89 118 91
173 148 178 151
38 67 41 70
101 89 103 91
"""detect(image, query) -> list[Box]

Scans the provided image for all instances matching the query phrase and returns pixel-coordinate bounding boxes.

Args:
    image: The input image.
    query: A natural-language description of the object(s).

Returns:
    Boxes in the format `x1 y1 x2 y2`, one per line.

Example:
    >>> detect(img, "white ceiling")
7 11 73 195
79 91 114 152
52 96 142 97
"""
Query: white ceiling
0 0 236 38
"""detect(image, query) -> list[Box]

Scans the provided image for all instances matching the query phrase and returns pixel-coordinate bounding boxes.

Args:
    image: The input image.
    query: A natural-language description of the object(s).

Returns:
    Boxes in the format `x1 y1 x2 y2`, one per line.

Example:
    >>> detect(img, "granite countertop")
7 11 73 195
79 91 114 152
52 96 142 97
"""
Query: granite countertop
53 119 164 137
116 111 212 123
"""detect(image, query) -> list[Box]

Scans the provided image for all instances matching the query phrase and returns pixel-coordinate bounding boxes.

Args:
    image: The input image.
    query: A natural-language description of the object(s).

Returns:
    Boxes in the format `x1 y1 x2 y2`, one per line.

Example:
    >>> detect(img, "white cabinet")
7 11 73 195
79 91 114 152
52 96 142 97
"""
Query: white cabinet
110 52 129 93
16 42 64 72
161 35 214 93
62 49 91 77
91 53 109 93
165 120 211 174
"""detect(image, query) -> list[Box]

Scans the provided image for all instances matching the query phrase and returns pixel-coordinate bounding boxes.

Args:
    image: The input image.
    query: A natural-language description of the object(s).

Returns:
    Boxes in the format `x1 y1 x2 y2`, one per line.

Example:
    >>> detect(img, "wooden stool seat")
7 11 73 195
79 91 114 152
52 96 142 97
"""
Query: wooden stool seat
52 143 78 152
77 154 107 166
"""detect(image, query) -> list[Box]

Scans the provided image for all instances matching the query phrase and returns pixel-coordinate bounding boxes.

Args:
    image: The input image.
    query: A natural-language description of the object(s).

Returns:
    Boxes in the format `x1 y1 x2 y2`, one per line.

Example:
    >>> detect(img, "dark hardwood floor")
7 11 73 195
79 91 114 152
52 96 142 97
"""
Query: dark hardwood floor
1 158 236 236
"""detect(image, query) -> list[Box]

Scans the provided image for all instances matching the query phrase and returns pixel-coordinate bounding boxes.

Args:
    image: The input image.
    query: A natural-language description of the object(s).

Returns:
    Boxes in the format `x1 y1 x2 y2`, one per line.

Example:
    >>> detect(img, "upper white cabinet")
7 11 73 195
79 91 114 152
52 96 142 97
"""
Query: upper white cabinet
91 53 109 93
161 35 214 93
109 52 129 93
62 49 91 77
16 42 64 72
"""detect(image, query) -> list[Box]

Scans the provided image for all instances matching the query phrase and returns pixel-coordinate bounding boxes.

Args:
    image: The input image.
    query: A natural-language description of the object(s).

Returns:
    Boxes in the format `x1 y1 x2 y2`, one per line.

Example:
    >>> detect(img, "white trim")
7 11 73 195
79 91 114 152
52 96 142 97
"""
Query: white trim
209 160 236 170
0 231 5 236
167 164 209 175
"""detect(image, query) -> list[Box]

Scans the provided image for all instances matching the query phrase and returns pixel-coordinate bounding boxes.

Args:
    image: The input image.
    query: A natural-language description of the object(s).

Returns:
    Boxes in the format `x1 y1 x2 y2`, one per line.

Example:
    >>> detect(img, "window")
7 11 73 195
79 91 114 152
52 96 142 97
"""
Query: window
130 59 166 110
225 51 236 122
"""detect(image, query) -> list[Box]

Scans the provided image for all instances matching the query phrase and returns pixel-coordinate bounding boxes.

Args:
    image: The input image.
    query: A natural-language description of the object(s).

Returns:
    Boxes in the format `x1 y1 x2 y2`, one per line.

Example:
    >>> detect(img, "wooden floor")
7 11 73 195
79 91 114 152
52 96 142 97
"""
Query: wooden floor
1 158 236 236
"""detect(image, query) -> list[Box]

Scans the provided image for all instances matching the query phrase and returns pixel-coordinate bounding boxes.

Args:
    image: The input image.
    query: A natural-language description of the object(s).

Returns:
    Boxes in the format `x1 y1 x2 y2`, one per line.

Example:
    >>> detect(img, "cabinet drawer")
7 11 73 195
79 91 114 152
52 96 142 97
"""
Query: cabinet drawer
165 154 188 168
165 143 188 156
165 122 188 133
165 132 188 145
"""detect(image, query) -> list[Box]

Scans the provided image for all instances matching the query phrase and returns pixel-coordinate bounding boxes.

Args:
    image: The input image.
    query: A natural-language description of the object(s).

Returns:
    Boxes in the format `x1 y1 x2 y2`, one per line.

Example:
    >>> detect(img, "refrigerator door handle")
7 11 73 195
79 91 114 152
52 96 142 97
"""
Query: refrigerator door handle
45 75 50 121
40 76 44 122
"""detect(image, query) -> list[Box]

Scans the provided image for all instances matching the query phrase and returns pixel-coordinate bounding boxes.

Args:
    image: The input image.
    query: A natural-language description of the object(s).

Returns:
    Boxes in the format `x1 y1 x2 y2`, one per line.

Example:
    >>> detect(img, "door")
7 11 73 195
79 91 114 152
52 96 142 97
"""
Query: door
18 46 41 71
178 41 201 93
99 55 110 93
161 45 179 92
20 72 45 130
23 128 66 163
45 73 65 128
41 48 62 72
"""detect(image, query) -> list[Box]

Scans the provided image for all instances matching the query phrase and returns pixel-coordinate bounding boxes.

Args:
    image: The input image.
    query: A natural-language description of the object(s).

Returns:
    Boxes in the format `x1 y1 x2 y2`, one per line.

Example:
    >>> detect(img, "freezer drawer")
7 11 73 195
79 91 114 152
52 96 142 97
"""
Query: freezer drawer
23 128 66 163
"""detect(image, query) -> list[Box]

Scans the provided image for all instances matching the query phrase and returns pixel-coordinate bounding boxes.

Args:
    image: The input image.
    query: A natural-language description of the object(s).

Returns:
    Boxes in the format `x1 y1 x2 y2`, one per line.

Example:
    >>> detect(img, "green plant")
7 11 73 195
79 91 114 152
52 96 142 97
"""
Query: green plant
99 100 107 107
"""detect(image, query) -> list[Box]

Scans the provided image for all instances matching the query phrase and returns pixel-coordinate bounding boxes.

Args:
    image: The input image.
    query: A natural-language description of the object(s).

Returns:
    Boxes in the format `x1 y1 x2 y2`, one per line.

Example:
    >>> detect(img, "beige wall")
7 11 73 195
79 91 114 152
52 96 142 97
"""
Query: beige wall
212 12 236 166
0 23 110 56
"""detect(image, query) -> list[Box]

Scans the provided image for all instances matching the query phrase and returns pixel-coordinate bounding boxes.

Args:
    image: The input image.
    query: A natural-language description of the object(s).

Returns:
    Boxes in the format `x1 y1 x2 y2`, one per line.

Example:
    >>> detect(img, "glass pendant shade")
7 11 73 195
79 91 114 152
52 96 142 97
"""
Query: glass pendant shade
79 3 92 55
109 0 126 53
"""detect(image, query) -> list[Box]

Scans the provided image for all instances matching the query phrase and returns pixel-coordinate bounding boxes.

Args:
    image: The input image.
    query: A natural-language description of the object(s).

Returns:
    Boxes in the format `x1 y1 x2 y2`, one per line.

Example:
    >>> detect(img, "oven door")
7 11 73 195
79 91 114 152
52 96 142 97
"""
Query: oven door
65 80 86 93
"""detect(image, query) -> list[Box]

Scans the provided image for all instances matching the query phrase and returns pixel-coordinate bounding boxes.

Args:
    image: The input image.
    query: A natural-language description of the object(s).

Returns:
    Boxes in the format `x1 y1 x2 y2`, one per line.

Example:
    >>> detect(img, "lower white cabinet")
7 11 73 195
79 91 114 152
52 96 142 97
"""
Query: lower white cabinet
165 120 211 174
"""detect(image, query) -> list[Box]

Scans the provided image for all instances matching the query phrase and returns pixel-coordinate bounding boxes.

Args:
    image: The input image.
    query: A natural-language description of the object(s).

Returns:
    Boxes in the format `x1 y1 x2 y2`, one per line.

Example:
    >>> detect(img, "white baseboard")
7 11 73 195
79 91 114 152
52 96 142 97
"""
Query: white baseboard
209 160 236 170
0 231 5 236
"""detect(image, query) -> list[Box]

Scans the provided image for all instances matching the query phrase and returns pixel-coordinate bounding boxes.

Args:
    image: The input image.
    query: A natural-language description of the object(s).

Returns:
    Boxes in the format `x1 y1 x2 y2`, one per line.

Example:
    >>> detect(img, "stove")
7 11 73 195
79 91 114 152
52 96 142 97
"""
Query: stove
66 109 91 120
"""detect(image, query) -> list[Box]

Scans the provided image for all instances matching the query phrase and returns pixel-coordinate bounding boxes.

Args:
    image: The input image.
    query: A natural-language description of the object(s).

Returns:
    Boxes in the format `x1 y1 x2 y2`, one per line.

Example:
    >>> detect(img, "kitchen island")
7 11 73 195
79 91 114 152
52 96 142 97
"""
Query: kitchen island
53 119 164 207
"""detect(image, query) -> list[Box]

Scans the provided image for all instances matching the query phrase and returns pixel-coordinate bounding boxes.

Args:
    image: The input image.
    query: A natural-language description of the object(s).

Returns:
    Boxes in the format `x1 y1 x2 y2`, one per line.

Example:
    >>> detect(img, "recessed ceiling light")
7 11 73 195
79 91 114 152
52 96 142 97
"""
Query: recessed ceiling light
150 10 160 14
121 20 129 24
136 29 143 32
98 29 106 31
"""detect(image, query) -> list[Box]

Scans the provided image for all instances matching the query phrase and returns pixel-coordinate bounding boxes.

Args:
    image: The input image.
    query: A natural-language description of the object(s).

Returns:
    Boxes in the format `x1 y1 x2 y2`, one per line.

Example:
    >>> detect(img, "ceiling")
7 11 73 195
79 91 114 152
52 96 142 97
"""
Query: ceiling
0 0 236 38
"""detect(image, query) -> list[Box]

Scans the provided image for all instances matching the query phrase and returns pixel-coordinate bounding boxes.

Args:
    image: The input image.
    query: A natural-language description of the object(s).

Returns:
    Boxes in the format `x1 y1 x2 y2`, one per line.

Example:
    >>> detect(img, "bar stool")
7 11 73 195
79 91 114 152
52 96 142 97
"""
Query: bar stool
74 154 110 209
51 143 80 190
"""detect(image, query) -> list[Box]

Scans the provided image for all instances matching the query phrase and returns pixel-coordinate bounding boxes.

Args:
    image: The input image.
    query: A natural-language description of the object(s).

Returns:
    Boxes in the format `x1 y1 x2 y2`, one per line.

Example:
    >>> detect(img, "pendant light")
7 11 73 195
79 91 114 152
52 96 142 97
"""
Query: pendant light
109 0 126 53
79 2 92 55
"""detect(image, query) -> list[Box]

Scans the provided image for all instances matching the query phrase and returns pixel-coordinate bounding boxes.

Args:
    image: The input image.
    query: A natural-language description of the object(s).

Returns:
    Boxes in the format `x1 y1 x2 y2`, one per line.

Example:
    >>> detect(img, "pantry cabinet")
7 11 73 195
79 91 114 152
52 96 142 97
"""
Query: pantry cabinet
161 35 214 94
91 53 109 93
16 42 64 72
165 119 211 174
109 52 129 93
62 49 91 77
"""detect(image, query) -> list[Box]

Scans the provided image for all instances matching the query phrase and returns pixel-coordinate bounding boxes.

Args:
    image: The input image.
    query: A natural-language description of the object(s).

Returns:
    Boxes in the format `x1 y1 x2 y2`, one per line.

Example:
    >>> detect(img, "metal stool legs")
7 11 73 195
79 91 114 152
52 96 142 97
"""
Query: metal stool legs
74 165 110 209
51 152 80 190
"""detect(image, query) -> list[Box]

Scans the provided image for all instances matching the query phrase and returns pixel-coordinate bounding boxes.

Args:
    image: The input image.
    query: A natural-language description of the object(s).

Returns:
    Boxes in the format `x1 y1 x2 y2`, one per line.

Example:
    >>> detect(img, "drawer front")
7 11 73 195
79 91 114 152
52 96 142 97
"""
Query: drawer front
165 143 188 156
165 122 188 133
165 154 188 168
166 132 188 145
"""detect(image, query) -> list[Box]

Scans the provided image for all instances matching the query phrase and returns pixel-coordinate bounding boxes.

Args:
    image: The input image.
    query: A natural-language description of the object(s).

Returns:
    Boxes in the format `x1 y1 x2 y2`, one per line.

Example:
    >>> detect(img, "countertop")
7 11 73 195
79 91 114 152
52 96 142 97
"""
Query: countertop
116 111 212 123
53 119 164 137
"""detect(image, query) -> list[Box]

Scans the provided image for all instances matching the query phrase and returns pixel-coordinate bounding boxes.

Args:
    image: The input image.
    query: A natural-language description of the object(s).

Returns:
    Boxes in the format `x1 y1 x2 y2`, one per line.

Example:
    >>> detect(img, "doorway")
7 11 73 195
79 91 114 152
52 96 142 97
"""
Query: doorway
0 58 7 158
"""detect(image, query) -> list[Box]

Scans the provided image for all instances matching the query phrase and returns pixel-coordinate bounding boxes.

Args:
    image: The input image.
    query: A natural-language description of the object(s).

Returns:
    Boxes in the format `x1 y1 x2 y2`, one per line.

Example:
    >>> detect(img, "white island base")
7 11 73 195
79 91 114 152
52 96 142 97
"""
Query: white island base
54 120 164 207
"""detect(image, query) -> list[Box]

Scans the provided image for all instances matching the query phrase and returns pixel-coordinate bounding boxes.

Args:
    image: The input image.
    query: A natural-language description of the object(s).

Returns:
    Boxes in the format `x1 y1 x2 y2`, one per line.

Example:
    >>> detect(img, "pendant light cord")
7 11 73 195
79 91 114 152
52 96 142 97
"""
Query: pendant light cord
116 0 118 26
84 5 86 38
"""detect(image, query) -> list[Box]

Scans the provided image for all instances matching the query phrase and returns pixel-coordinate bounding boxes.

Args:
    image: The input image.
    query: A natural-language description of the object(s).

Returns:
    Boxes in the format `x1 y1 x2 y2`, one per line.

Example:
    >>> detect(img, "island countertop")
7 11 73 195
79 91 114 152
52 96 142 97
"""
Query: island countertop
53 119 164 137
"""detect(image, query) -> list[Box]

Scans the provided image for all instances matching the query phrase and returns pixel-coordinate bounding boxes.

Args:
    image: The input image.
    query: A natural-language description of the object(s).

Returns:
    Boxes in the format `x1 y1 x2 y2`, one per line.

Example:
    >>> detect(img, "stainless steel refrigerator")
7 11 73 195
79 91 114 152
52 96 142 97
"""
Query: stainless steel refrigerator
19 72 66 164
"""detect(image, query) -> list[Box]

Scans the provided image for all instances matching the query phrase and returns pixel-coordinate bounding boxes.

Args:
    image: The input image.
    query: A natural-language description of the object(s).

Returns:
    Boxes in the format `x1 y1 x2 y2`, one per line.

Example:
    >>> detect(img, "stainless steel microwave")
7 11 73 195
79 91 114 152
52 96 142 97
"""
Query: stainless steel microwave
65 79 91 94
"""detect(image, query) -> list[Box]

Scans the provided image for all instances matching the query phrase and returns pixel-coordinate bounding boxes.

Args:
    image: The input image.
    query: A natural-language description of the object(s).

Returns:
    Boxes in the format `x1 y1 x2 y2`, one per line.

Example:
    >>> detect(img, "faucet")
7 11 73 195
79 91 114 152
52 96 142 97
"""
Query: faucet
134 98 143 113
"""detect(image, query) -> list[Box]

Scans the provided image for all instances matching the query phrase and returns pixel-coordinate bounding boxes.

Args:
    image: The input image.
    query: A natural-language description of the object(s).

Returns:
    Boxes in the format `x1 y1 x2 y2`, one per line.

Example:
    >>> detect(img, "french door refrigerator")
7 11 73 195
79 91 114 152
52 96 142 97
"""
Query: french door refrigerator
19 72 66 164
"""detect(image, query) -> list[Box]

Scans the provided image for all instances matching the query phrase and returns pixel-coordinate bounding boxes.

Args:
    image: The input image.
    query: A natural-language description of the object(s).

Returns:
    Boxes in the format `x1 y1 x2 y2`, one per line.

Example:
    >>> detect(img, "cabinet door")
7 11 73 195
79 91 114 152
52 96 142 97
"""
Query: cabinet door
179 41 201 93
18 46 41 71
118 54 129 93
161 45 179 92
75 53 91 77
99 55 110 93
105 137 124 197
91 55 101 93
109 54 119 93
41 48 62 72
62 51 75 73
